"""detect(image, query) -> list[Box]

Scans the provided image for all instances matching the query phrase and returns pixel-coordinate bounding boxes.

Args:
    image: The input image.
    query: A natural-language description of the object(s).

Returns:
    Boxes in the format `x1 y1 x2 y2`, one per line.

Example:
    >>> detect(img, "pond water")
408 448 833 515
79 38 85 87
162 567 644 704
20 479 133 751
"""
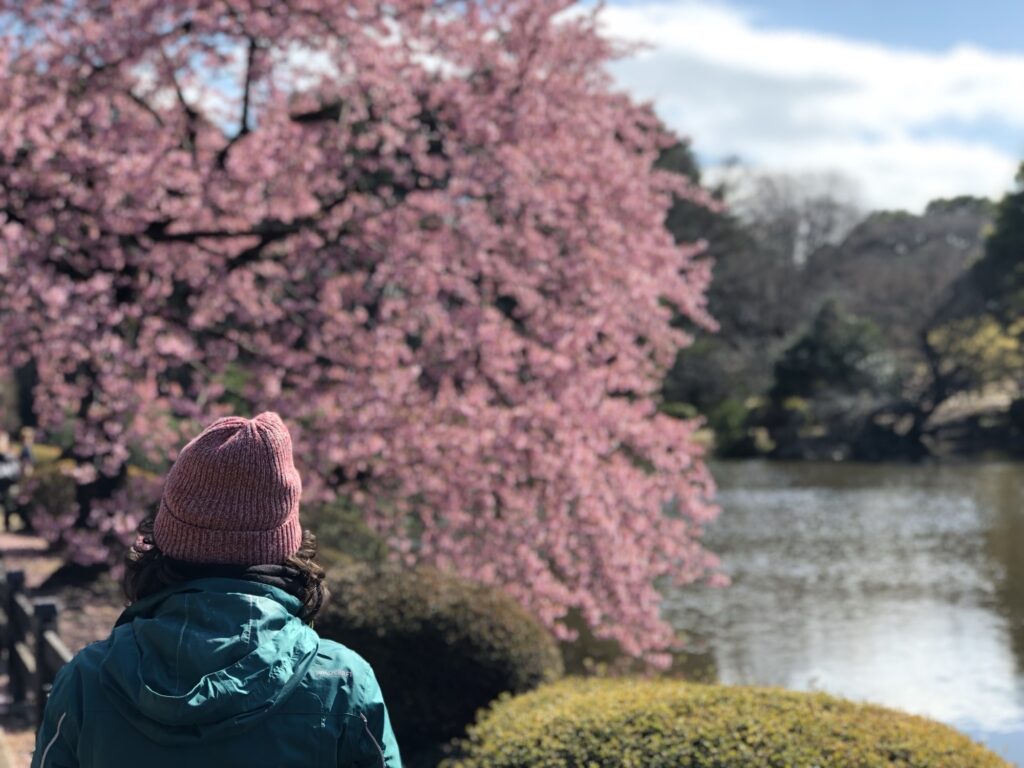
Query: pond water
664 460 1024 765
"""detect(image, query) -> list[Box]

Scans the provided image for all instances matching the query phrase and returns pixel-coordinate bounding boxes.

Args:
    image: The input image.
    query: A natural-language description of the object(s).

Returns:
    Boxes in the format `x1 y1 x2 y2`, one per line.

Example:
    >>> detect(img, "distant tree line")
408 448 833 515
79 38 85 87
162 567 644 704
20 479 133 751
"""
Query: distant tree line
659 144 1023 460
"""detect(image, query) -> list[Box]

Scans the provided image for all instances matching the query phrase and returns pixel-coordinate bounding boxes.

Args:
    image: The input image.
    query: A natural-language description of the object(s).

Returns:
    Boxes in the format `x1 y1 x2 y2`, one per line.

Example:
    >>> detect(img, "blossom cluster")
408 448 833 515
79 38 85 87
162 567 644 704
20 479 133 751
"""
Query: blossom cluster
0 0 719 662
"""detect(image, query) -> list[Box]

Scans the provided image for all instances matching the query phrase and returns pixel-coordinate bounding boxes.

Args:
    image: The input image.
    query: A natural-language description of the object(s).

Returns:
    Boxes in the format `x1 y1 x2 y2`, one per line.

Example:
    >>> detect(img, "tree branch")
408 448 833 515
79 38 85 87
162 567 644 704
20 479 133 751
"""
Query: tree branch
141 191 350 269
125 89 165 127
239 39 256 136
215 37 257 170
159 47 199 162
290 101 343 125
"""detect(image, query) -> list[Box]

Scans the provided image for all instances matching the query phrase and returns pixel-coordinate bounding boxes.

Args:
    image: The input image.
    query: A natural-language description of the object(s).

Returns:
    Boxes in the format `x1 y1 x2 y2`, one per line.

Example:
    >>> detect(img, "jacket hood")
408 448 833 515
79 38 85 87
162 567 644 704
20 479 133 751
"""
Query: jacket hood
99 577 320 745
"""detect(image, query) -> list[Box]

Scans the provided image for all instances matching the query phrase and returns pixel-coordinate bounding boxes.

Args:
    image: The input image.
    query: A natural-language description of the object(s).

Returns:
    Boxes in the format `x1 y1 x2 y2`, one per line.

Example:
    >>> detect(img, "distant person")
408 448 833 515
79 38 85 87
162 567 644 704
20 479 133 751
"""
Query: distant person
19 426 35 476
0 432 20 531
31 412 402 767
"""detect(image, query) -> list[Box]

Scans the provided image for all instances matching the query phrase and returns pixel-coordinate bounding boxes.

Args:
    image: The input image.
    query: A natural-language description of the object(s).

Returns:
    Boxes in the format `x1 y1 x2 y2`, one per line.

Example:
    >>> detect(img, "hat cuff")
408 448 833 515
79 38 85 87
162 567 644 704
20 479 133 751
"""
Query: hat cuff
154 499 303 565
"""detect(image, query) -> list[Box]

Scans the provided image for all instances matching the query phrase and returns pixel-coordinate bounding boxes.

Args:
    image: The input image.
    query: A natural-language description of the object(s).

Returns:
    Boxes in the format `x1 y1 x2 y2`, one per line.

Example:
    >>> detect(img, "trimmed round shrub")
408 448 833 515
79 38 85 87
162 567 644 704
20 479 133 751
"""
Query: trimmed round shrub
446 677 1010 767
317 559 564 761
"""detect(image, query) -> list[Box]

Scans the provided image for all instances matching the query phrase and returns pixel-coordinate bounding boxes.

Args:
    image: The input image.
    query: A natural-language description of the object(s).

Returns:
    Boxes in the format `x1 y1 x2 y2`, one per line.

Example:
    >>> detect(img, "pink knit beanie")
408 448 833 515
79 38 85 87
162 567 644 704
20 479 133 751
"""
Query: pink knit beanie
154 412 303 565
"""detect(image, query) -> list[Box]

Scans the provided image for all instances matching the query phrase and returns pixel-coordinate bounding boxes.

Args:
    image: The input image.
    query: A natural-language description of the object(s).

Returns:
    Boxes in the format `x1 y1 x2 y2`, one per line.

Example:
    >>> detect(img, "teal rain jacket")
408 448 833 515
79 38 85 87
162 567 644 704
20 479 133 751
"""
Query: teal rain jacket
30 578 402 767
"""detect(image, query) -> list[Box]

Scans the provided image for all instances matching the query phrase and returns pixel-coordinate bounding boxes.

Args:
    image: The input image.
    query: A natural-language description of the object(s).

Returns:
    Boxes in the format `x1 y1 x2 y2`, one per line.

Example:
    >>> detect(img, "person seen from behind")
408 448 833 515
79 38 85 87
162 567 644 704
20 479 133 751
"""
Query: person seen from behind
31 412 402 767
19 426 35 474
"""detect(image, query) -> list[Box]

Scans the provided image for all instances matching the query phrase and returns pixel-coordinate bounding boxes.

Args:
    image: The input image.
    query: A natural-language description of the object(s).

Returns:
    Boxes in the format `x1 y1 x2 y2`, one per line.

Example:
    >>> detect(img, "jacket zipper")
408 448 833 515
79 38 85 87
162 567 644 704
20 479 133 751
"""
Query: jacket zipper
40 712 67 767
359 711 387 767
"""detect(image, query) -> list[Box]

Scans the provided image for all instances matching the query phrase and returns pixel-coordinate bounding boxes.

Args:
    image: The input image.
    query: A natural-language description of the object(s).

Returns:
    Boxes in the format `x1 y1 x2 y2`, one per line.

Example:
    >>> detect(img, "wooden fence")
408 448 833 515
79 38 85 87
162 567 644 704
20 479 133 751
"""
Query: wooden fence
0 566 72 725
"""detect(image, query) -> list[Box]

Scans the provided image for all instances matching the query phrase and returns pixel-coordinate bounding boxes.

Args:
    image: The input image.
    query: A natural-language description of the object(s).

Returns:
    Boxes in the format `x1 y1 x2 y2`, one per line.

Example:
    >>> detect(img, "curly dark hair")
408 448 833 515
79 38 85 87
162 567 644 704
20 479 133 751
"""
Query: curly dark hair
123 515 330 625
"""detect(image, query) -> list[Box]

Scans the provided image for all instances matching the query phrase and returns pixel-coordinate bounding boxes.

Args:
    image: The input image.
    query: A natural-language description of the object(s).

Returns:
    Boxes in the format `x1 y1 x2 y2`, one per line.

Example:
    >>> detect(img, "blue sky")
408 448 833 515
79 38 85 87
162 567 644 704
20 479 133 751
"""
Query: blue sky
727 0 1024 53
592 0 1024 210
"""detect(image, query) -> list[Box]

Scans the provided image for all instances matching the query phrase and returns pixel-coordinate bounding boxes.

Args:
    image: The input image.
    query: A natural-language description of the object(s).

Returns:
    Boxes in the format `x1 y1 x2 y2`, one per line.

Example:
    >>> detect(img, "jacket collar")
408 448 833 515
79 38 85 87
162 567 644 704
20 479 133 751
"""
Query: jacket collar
116 575 305 628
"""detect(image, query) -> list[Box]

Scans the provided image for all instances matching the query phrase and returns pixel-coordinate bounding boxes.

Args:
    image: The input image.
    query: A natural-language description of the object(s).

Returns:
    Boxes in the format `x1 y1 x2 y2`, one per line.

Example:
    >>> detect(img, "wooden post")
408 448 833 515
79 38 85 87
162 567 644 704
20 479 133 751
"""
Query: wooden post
33 600 58 726
6 569 25 704
0 556 7 659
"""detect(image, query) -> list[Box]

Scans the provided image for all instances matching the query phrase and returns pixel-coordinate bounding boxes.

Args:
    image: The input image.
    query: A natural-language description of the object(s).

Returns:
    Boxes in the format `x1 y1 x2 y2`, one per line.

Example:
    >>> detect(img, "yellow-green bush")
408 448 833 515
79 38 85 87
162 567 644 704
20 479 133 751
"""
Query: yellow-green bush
446 677 1009 768
27 443 62 464
316 560 564 762
927 314 1024 388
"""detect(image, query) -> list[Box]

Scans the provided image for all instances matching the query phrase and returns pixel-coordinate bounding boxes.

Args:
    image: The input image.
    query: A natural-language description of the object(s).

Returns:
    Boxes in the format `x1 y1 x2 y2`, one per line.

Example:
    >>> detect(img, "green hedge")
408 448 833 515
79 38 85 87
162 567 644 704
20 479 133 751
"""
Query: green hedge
446 677 1009 767
317 560 564 763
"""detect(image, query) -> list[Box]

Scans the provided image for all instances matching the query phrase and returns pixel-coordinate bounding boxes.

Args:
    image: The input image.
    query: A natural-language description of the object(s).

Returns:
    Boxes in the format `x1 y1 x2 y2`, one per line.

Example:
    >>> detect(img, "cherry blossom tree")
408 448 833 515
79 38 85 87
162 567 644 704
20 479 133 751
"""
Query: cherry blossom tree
0 0 719 663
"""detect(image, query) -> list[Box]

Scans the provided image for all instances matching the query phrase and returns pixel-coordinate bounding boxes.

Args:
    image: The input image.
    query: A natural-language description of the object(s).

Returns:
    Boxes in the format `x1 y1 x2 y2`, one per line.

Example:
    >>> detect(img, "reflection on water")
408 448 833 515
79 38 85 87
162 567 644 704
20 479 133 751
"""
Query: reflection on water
664 461 1024 765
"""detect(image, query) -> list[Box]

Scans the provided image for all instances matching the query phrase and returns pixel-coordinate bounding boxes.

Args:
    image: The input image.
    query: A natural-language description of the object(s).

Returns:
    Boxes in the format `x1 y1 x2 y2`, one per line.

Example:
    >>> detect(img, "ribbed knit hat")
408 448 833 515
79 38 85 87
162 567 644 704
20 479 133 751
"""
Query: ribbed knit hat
154 412 303 565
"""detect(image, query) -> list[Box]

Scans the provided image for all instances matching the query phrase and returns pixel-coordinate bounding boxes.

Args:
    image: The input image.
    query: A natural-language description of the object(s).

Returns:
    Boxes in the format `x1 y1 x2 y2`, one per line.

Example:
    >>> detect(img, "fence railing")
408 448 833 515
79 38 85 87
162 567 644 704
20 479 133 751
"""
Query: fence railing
0 565 73 725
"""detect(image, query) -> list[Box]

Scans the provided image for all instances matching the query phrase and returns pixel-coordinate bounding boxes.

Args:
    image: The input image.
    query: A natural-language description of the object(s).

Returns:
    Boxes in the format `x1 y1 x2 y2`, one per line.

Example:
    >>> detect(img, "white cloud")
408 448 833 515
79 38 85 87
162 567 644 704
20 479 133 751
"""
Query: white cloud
588 1 1024 211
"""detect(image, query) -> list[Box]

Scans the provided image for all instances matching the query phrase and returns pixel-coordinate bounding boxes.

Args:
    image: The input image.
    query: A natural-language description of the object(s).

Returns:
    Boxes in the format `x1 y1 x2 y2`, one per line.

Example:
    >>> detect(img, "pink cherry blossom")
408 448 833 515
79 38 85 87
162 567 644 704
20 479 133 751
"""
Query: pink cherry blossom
0 0 720 664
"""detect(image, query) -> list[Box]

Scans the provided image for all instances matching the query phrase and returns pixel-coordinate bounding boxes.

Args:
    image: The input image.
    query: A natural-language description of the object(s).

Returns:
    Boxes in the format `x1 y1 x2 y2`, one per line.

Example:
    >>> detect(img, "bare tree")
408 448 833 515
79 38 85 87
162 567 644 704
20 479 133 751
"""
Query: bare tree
715 165 865 266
